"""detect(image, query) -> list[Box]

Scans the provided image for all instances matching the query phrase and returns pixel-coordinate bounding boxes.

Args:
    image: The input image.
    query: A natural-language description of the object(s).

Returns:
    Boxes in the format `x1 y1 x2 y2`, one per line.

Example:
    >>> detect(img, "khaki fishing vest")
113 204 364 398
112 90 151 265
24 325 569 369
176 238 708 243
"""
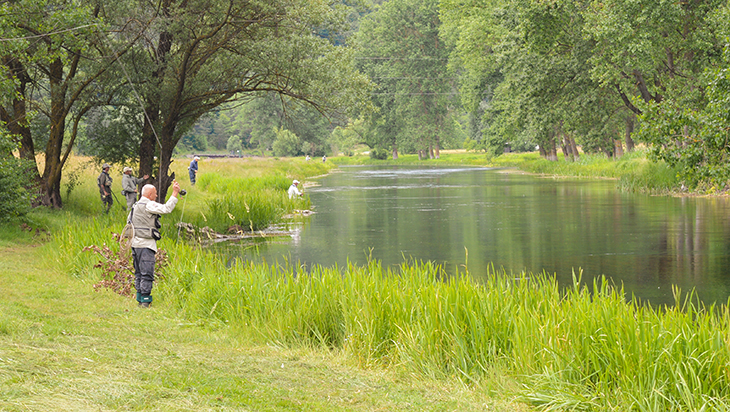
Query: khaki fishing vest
130 202 161 240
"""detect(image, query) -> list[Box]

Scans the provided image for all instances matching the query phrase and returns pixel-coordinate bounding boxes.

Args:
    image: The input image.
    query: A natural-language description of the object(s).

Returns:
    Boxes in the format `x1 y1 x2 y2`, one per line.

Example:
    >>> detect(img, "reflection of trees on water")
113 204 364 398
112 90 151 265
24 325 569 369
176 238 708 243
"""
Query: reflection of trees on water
240 169 730 306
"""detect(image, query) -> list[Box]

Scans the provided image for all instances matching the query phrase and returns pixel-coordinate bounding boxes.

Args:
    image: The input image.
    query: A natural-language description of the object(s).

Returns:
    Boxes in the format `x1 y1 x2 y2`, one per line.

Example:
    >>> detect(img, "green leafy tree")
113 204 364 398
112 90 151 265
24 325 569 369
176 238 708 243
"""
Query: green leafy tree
329 118 365 156
355 0 457 159
440 0 638 159
636 43 730 189
272 127 301 157
77 106 143 164
123 0 371 200
0 0 124 207
226 134 244 154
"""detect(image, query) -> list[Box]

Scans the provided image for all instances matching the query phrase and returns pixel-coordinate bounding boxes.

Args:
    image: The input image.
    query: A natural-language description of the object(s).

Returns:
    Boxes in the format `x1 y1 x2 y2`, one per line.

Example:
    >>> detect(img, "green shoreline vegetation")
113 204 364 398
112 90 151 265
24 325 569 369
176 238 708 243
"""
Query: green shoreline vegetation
4 152 730 411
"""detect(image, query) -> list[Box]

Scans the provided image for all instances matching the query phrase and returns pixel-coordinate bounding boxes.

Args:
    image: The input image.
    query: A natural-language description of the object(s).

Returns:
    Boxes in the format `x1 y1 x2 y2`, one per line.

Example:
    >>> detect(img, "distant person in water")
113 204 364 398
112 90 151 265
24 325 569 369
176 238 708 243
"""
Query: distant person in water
288 180 303 199
188 156 199 185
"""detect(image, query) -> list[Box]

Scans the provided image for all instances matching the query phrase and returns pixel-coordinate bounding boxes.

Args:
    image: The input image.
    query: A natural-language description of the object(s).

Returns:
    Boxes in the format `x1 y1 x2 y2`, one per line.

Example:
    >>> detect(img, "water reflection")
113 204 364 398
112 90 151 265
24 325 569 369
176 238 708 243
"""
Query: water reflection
219 165 730 306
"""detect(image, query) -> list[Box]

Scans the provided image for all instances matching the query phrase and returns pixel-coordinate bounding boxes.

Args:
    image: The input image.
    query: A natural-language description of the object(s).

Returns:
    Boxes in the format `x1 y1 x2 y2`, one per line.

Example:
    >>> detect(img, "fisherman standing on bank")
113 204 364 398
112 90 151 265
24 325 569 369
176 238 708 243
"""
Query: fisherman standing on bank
97 163 113 214
129 181 181 307
188 156 199 185
121 167 149 210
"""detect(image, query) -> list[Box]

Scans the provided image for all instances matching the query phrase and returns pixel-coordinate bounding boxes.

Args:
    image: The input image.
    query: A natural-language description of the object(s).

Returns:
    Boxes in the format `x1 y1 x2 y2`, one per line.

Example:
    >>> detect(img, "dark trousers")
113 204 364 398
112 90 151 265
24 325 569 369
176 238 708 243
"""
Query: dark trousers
101 194 113 213
132 247 156 296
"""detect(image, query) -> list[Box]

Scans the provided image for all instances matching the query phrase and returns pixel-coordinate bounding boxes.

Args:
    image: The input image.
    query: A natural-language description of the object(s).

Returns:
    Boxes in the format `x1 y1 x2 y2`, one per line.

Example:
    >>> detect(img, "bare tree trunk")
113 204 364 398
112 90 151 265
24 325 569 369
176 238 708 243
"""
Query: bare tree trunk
434 136 440 159
139 106 159 181
428 144 434 159
560 134 572 161
569 134 580 160
545 132 558 161
40 58 68 208
392 143 398 160
156 138 176 201
614 139 624 159
625 115 635 152
0 57 38 167
548 144 558 161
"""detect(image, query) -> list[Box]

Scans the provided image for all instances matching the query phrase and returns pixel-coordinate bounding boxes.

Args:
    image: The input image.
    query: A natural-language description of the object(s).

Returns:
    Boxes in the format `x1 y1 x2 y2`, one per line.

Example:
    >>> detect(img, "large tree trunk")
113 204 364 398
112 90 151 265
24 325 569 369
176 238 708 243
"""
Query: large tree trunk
614 139 624 159
139 105 159 181
391 143 398 160
625 115 636 152
568 134 580 160
434 136 440 159
560 132 572 162
0 57 37 167
547 136 558 161
40 58 68 208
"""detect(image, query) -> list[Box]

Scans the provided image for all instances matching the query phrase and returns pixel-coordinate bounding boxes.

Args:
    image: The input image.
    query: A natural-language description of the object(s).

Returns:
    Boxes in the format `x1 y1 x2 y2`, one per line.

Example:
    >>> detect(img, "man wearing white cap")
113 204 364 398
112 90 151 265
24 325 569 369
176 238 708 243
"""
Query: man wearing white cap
121 167 149 210
288 179 302 199
188 156 200 185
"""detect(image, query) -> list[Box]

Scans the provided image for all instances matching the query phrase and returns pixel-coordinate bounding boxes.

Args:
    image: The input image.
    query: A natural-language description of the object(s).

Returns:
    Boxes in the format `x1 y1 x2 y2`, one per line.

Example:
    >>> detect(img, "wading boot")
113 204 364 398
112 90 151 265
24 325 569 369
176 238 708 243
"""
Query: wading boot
138 294 153 308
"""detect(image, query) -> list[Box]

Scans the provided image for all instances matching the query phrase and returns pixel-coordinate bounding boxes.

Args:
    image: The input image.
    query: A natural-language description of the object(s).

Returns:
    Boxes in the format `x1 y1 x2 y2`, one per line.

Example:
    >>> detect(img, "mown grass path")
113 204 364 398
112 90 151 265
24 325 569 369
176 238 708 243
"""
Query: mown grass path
0 245 525 411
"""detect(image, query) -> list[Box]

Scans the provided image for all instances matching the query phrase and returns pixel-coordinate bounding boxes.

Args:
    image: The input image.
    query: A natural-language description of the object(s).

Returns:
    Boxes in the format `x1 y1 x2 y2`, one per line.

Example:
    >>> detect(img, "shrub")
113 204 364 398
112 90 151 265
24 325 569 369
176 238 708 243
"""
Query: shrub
0 134 33 221
369 148 388 160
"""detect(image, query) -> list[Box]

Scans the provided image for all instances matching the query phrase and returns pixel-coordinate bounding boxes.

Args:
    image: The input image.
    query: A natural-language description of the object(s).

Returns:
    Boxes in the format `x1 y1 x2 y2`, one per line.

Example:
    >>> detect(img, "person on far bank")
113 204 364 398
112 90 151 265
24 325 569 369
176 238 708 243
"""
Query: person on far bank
188 156 199 185
129 181 181 308
97 163 113 214
288 179 302 199
121 167 149 210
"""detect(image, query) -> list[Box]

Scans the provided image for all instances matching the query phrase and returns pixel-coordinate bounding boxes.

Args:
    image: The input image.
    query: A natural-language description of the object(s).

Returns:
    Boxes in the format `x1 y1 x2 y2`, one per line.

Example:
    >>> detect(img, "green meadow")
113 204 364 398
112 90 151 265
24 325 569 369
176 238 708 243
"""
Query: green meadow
4 152 729 411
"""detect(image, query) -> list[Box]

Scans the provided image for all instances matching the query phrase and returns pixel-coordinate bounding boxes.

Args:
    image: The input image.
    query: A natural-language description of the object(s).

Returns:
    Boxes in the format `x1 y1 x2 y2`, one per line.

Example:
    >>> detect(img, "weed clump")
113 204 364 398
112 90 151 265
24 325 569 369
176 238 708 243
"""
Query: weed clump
83 233 168 297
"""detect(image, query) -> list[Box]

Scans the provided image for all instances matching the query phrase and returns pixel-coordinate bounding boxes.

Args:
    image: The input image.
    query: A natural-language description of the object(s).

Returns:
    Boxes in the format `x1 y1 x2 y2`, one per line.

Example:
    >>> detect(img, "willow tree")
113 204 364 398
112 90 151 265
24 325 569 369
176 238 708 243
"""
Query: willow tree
355 0 458 160
117 0 370 199
439 0 629 159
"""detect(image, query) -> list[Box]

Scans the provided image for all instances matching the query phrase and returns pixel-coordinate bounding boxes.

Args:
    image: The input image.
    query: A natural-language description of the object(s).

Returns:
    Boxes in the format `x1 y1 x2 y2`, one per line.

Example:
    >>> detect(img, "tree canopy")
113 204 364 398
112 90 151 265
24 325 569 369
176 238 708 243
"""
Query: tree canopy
4 0 730 205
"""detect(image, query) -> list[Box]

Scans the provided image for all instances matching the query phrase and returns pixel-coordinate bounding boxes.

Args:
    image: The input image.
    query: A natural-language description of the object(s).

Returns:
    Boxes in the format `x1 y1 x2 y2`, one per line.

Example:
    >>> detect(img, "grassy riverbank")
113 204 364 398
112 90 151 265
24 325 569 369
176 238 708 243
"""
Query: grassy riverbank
4 152 728 411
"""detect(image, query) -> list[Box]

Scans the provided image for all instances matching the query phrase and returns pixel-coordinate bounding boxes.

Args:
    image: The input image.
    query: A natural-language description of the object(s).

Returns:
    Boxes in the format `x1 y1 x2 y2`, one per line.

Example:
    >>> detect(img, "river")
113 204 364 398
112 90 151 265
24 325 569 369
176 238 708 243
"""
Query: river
227 165 730 306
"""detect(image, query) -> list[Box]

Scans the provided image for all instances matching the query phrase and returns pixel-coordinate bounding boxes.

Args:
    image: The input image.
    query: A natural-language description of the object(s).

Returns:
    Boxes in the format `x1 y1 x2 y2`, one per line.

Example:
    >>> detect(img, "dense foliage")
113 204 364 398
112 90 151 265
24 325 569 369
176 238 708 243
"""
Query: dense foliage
440 0 730 188
0 133 33 221
4 0 730 202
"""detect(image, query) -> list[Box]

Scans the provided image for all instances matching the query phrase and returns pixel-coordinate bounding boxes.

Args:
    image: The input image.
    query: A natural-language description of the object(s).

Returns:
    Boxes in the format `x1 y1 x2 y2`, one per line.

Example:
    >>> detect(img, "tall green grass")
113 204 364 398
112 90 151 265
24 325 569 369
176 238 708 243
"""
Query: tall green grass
196 189 310 232
149 245 730 410
43 153 730 410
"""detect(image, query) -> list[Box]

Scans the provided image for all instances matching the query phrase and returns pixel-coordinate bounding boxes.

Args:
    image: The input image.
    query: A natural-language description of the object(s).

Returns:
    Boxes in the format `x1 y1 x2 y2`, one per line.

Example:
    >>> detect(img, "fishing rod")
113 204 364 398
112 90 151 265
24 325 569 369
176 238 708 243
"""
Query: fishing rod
110 190 126 212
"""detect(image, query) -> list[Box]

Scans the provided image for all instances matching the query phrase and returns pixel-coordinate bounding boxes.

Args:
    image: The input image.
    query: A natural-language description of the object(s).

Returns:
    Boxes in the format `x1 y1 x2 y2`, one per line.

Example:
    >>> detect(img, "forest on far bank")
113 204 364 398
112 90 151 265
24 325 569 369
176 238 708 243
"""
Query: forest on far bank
2 0 730 217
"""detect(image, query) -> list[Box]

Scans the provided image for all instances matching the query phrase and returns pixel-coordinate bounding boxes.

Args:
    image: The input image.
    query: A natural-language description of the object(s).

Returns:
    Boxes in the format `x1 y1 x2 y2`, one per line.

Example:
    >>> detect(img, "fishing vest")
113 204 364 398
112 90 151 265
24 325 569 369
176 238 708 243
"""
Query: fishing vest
130 201 161 240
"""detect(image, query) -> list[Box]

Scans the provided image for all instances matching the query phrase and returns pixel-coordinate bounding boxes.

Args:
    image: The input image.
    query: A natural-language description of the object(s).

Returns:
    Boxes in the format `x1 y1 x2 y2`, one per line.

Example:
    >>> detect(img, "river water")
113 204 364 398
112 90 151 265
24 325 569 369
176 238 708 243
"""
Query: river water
230 165 730 306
